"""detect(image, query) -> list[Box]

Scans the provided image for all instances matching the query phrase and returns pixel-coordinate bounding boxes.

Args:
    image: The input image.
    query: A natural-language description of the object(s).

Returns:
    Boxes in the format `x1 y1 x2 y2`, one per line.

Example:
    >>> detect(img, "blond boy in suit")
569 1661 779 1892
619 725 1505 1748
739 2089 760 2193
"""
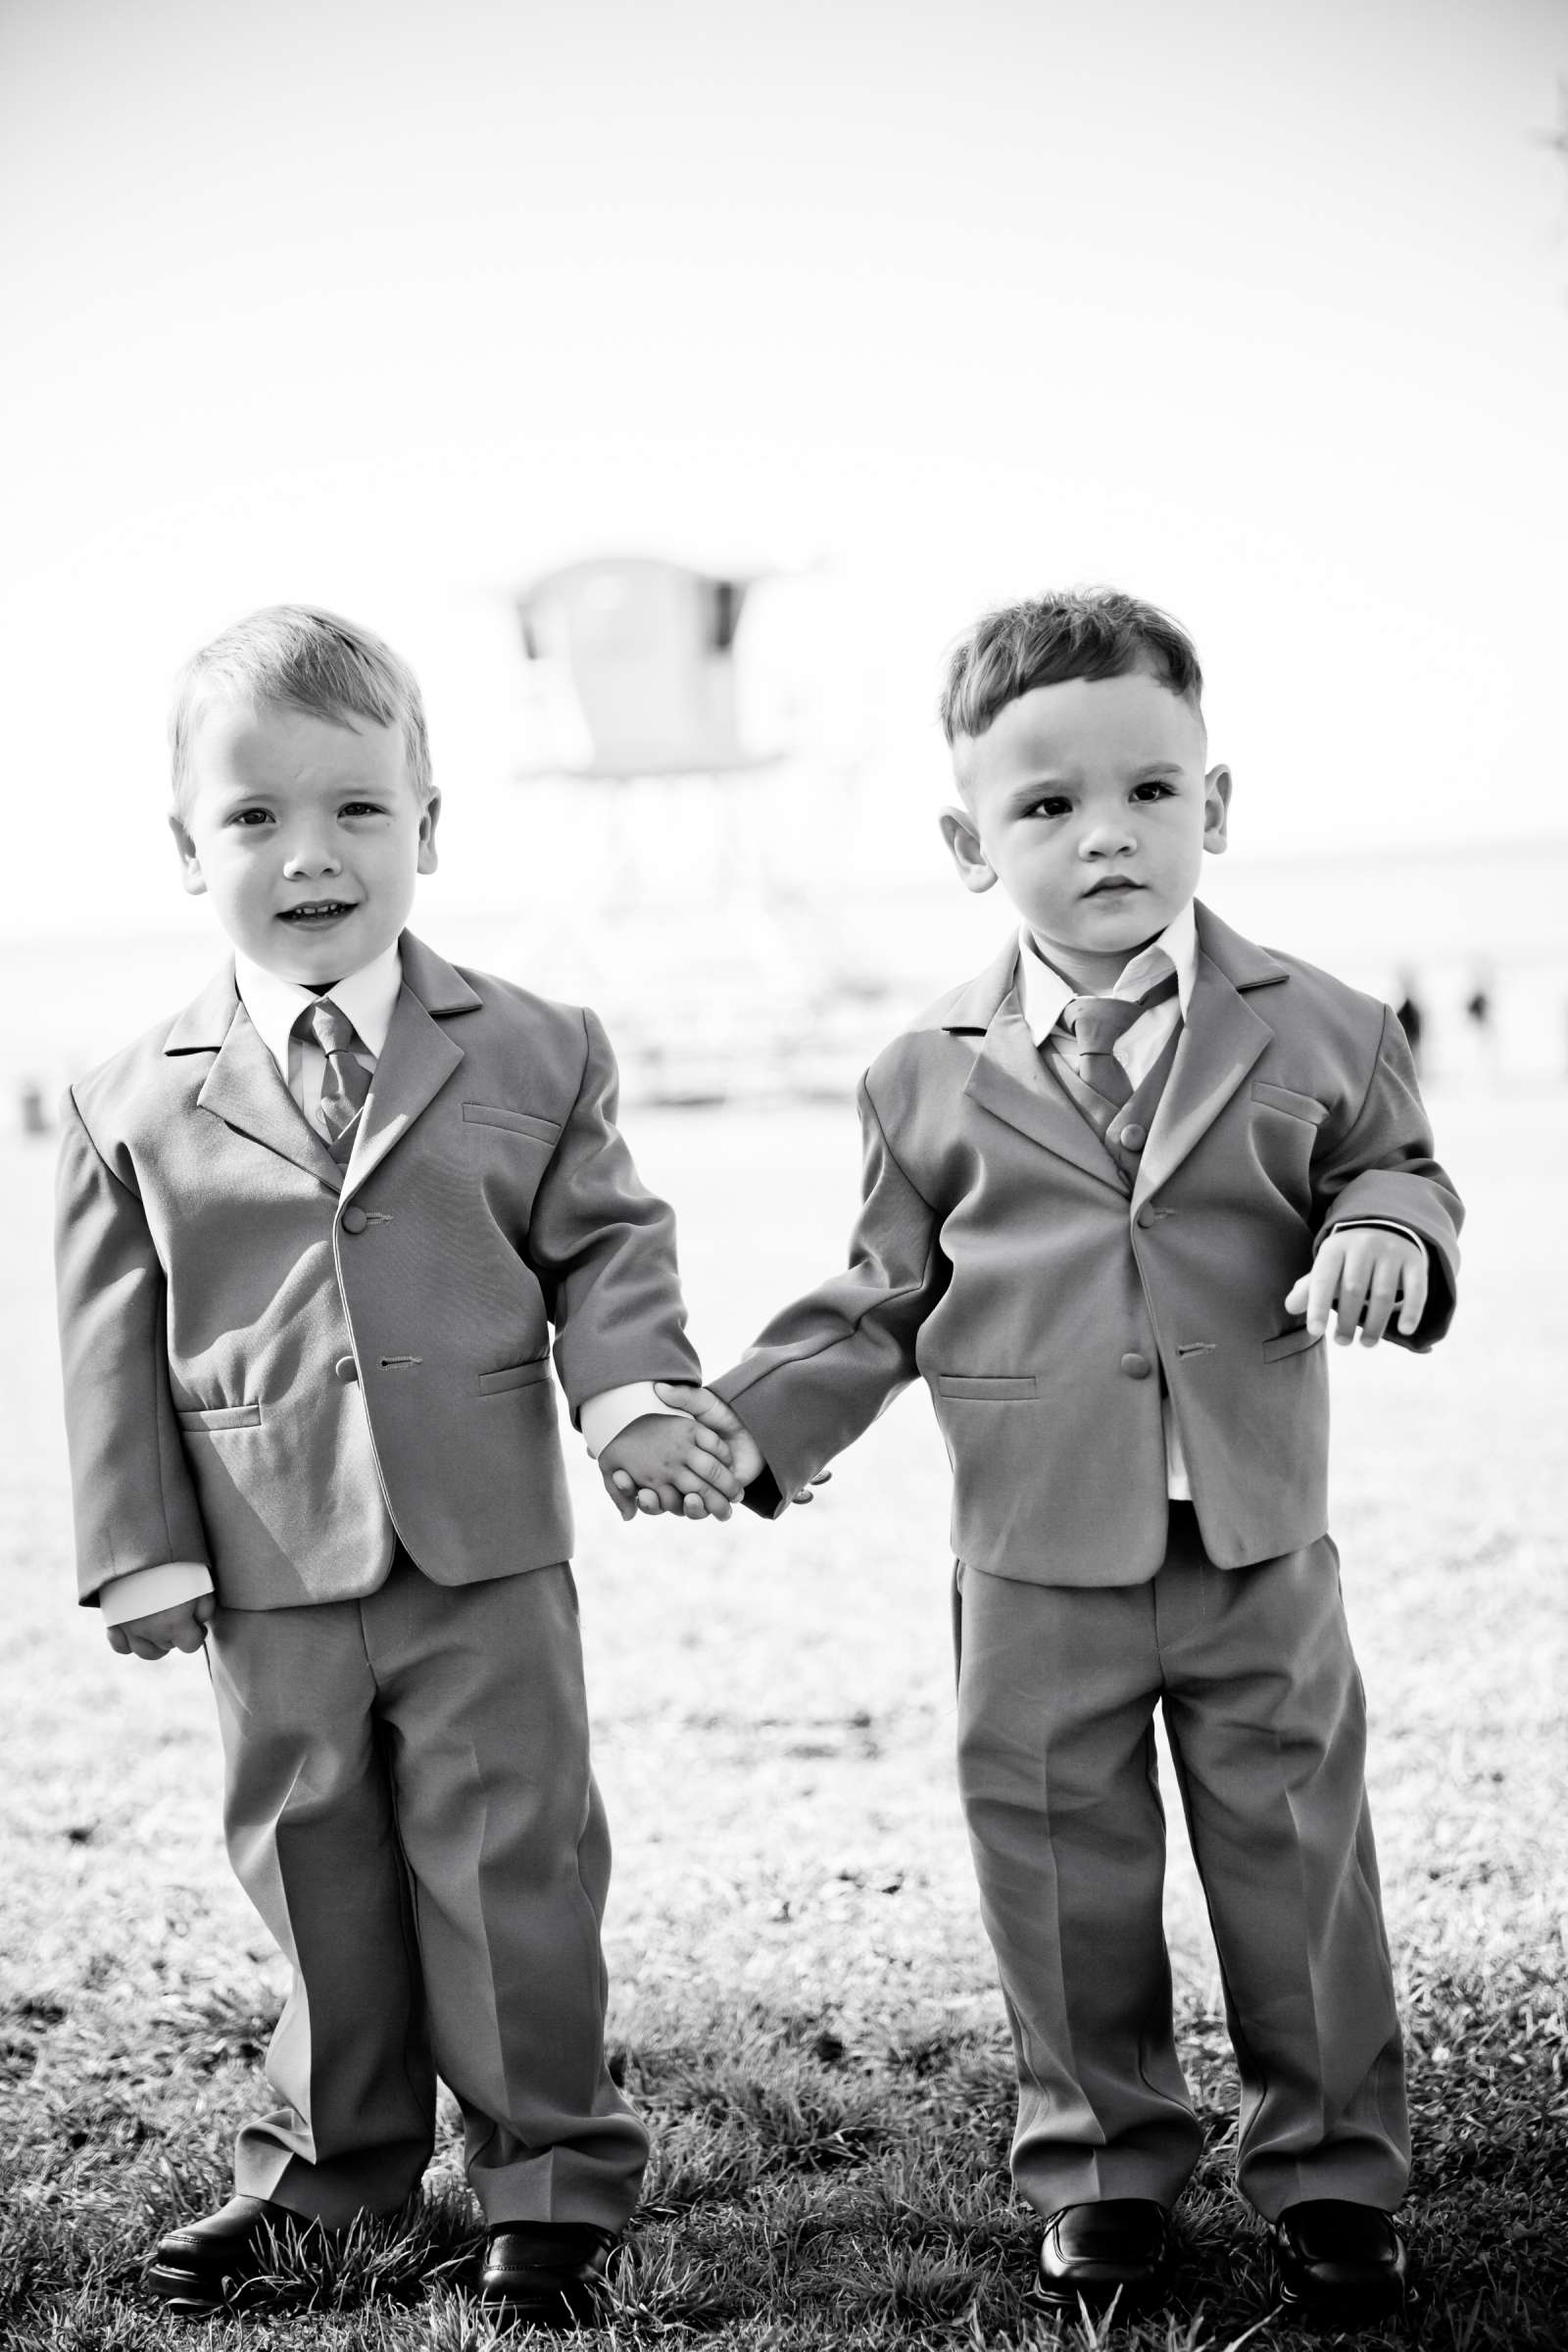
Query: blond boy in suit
54 606 746 2324
634 590 1462 2324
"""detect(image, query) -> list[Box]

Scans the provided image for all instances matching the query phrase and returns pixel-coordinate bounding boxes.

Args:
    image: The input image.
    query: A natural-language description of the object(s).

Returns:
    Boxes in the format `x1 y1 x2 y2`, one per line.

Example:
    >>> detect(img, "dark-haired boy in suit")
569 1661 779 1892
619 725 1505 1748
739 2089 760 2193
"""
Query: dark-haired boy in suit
55 605 745 2325
635 590 1462 2324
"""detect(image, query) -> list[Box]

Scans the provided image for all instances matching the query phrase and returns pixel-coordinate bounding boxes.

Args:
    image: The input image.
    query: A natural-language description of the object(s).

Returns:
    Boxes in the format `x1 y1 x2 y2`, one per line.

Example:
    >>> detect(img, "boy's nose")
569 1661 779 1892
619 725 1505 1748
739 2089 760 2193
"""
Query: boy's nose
1079 821 1137 858
282 837 343 878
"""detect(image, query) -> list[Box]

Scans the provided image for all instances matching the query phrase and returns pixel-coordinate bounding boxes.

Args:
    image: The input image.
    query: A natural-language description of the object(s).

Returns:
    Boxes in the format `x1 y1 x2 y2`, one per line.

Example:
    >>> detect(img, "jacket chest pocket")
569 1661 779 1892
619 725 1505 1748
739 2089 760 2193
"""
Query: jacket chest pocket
463 1102 563 1146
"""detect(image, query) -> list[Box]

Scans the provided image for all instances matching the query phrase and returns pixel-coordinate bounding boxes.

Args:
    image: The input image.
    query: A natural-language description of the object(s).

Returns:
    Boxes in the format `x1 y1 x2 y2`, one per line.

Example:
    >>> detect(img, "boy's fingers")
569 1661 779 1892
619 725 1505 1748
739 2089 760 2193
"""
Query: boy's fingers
1283 1274 1310 1315
656 1380 738 1435
688 1453 742 1499
635 1487 662 1515
193 1594 217 1624
170 1618 210 1653
126 1634 170 1661
671 1465 735 1518
1358 1255 1403 1347
1396 1254 1429 1336
690 1425 733 1466
105 1624 131 1655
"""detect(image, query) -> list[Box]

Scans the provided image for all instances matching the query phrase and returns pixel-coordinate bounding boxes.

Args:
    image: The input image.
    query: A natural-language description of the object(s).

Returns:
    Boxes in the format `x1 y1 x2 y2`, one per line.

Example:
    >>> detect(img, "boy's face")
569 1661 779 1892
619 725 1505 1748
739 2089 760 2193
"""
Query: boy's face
171 698 439 985
940 666 1231 993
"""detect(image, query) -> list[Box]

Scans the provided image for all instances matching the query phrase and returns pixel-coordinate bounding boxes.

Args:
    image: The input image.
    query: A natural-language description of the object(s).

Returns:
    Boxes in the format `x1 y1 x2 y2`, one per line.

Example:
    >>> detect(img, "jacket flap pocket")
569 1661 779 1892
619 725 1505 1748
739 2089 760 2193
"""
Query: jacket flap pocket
1250 1080 1329 1127
477 1358 552 1396
935 1374 1039 1400
464 1103 563 1144
1261 1326 1323 1362
177 1402 263 1431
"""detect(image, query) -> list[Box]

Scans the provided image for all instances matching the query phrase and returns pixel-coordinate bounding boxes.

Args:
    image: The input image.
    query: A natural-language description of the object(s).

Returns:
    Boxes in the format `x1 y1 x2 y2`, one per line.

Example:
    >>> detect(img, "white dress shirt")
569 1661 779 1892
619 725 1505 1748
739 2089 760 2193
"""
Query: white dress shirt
1016 907 1425 1501
98 948 666 1627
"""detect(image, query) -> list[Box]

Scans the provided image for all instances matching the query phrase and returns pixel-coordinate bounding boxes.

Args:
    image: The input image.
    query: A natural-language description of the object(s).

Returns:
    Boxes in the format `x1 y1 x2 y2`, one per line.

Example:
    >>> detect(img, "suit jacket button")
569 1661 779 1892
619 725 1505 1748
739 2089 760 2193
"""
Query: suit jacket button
1136 1205 1157 1230
340 1204 368 1235
1120 1350 1152 1379
1121 1122 1147 1150
333 1354 359 1384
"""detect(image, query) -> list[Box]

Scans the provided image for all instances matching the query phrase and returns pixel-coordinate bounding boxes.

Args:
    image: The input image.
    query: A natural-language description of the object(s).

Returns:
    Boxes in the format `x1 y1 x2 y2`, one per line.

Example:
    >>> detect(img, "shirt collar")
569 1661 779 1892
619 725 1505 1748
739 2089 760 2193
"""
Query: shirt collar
234 941 405 1082
1016 902 1199 1046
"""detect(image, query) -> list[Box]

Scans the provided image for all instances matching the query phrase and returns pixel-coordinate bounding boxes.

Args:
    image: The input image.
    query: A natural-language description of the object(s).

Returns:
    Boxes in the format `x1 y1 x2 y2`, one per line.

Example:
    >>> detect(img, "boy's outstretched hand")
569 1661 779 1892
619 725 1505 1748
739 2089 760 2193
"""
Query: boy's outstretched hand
106 1593 216 1660
603 1383 829 1520
598 1409 743 1523
1285 1227 1428 1348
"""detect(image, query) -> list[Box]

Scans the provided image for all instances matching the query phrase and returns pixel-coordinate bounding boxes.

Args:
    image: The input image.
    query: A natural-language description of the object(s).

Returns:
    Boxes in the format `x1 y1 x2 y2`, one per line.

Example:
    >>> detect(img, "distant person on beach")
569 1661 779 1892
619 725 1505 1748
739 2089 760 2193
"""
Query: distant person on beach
1394 972 1424 1075
51 606 748 2325
634 590 1464 2326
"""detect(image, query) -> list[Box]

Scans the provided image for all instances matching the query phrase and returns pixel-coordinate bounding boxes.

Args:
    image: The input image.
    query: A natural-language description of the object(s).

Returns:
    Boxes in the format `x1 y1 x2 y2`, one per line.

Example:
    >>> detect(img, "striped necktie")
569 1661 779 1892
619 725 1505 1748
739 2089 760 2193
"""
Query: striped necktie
296 998 371 1163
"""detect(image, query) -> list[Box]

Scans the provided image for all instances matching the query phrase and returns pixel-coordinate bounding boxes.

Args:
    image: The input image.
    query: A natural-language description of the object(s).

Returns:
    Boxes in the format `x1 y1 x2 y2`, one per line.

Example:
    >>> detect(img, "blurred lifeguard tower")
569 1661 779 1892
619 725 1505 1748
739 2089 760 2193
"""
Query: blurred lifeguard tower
510 555 881 1100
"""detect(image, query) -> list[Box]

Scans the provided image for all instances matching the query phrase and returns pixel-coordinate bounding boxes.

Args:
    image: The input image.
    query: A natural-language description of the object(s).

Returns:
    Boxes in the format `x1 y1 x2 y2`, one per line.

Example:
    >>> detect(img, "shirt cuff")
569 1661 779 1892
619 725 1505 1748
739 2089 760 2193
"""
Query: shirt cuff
580 1382 683 1460
1335 1219 1429 1263
98 1561 215 1626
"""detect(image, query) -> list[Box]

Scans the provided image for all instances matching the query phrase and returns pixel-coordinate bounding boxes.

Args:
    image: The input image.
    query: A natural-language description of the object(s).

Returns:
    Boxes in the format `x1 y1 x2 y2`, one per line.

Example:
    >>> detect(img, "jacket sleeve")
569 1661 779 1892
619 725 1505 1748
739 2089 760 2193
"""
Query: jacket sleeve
529 1007 702 1416
54 1094 211 1604
712 1076 948 1516
1311 1004 1463 1350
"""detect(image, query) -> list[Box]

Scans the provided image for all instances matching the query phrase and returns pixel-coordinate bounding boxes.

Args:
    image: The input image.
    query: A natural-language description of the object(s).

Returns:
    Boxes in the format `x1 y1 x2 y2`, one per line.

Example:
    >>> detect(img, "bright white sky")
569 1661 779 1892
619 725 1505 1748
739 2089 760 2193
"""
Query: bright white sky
3 0 1566 939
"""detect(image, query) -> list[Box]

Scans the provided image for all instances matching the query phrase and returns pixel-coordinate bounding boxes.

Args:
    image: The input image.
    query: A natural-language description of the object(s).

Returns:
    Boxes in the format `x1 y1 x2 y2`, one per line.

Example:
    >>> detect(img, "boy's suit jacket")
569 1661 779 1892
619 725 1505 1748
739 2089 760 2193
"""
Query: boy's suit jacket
714 904 1462 1586
55 933 700 1610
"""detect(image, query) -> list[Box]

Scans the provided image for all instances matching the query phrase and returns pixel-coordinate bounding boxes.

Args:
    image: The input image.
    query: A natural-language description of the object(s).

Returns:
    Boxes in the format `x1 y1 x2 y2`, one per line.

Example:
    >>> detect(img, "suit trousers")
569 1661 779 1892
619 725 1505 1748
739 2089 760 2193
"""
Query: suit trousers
206 1547 648 2229
954 1507 1408 2220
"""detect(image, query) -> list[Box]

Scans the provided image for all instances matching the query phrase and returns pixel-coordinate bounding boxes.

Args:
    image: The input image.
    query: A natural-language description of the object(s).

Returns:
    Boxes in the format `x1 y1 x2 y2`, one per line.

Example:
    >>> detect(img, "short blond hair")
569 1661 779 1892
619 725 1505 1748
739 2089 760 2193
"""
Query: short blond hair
170 605 433 810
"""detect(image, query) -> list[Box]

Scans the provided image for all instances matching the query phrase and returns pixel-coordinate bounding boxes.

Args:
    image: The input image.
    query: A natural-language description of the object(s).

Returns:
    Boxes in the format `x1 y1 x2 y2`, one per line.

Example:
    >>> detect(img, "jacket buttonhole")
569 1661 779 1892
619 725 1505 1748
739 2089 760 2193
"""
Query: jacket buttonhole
378 1355 422 1369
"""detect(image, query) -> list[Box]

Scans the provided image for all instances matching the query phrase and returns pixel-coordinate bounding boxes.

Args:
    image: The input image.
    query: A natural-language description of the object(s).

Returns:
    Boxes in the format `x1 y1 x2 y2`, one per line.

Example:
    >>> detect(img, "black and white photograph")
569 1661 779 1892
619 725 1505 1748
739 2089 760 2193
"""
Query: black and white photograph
2 3 1565 2345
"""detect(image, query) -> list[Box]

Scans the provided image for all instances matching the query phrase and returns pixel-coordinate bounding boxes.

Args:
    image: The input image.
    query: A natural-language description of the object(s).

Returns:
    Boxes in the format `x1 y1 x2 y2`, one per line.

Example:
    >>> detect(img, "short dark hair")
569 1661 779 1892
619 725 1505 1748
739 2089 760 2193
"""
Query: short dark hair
171 605 433 811
939 587 1202 744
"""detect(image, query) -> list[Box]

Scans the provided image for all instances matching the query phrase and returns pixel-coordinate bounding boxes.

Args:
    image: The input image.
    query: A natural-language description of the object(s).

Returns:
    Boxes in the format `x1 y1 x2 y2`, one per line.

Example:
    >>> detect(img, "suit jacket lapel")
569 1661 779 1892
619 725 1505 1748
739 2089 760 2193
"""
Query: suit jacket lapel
1132 904 1286 1207
181 981 343 1192
955 944 1129 1192
339 931 477 1200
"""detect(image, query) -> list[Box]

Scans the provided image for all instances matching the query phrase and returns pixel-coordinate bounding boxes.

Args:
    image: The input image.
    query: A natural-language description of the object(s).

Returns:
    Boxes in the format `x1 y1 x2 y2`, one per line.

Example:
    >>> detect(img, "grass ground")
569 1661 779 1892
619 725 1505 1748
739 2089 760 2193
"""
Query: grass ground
2 1082 1564 2349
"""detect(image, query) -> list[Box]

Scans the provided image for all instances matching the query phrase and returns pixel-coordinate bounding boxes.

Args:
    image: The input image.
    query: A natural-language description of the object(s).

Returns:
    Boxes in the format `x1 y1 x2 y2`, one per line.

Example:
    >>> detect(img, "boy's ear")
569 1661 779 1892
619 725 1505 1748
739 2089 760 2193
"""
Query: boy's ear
938 804 998 897
416 790 442 876
168 809 208 898
1201 763 1232 856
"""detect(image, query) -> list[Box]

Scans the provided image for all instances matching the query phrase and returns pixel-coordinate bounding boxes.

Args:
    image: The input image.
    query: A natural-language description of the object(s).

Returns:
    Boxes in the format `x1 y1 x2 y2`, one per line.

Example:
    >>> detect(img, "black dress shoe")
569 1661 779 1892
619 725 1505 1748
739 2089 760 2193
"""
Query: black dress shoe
1273 2200 1408 2322
1034 2198 1174 2313
146 2194 333 2313
478 2222 617 2327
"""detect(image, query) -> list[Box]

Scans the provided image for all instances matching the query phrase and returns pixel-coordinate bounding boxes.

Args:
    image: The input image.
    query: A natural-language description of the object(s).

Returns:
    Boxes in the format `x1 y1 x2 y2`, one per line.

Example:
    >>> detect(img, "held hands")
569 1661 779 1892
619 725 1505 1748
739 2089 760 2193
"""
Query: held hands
603 1383 829 1521
1285 1228 1428 1348
105 1592 216 1661
598 1409 744 1524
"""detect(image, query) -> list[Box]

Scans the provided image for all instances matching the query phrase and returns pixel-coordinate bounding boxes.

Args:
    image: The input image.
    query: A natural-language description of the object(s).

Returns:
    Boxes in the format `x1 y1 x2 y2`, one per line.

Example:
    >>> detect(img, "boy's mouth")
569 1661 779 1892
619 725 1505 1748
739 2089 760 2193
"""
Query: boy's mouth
1083 877 1143 897
278 901 358 926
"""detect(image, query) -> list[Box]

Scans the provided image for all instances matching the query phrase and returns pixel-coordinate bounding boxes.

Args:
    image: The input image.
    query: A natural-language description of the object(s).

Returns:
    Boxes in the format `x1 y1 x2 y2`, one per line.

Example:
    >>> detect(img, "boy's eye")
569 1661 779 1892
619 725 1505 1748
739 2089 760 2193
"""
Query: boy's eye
228 808 273 827
1132 780 1176 802
340 802 387 818
1025 795 1071 820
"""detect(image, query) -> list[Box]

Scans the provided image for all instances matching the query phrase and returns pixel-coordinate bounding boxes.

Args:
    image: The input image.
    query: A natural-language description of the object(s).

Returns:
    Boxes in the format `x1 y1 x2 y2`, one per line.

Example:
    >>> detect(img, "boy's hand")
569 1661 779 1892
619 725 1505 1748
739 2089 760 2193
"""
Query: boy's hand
606 1383 829 1517
1285 1228 1428 1348
598 1411 742 1523
105 1593 216 1661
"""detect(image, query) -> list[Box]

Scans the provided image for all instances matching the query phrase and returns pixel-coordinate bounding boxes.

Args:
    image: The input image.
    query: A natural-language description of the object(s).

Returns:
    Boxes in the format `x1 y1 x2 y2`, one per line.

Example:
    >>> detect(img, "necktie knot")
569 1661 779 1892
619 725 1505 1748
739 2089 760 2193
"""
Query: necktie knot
298 998 357 1059
1063 994 1149 1056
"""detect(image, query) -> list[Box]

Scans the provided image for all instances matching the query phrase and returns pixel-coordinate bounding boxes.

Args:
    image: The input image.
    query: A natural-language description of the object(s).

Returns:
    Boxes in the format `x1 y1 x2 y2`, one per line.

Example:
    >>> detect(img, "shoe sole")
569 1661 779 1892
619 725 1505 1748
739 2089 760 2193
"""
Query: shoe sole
1030 2273 1171 2317
1277 2279 1408 2329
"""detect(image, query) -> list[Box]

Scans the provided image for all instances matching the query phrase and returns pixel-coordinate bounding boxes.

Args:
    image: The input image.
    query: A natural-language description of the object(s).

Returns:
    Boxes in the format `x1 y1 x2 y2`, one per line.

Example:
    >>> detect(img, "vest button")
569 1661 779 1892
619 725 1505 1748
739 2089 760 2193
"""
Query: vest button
340 1204 368 1235
1120 1122 1148 1151
333 1354 359 1384
1120 1350 1152 1379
